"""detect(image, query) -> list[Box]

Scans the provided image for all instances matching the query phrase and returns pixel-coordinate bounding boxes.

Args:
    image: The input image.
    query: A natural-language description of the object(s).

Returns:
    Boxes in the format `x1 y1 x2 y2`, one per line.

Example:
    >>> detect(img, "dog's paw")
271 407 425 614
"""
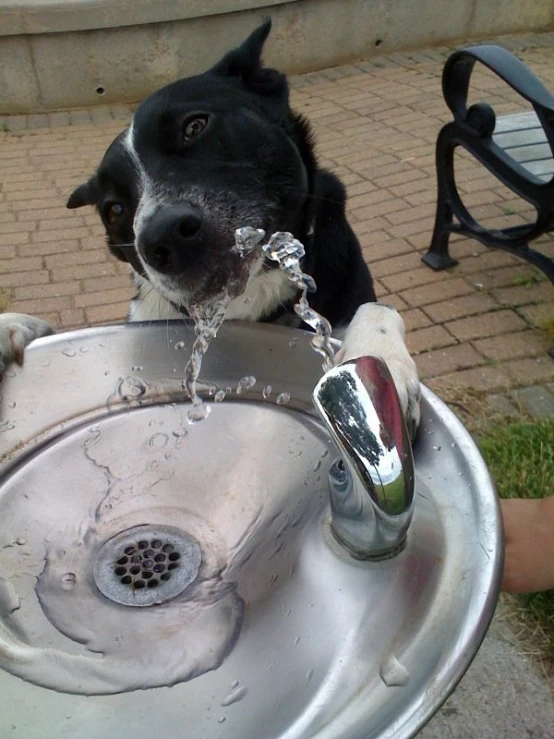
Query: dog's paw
335 303 420 435
0 313 54 375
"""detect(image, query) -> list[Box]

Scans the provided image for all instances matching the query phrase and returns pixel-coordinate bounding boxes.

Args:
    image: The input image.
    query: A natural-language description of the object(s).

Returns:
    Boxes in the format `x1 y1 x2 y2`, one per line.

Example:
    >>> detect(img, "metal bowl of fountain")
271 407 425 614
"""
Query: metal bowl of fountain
0 320 502 739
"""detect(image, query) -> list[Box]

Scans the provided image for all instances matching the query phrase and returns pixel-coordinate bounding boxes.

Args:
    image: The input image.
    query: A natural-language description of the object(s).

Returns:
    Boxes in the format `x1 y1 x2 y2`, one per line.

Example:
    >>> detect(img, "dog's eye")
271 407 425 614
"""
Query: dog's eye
106 203 125 224
183 116 208 141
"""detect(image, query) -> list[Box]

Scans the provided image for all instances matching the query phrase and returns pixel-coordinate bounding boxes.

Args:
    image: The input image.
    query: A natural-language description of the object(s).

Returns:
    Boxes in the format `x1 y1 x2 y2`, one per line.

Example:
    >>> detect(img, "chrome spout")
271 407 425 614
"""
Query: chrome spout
313 356 415 560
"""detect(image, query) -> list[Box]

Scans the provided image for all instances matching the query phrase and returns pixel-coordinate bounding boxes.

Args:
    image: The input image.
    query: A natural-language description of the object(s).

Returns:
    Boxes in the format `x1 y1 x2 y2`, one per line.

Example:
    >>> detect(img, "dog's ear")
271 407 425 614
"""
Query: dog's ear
67 177 99 209
209 18 286 96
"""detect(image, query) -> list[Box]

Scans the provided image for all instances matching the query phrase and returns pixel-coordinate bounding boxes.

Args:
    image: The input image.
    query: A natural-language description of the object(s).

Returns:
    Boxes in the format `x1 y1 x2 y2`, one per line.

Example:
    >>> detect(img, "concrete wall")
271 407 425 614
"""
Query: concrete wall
1 0 554 114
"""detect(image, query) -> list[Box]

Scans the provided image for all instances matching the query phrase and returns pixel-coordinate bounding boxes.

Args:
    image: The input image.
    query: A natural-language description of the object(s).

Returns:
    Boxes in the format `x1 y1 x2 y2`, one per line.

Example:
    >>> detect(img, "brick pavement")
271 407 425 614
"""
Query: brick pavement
1 31 554 417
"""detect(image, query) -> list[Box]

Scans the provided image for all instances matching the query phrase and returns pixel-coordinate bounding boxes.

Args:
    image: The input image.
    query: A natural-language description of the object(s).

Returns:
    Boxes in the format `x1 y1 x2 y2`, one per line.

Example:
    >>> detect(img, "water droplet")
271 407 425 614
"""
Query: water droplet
432 445 441 451
188 401 210 423
294 636 301 646
118 376 148 401
313 460 321 472
7 401 16 409
221 685 248 707
276 392 291 405
131 365 143 372
79 346 88 354
61 573 76 591
149 433 169 449
231 680 239 689
15 538 26 546
305 668 314 683
262 384 272 399
214 390 226 403
288 339 297 348
174 341 186 350
380 654 409 687
217 717 226 724
61 347 76 357
321 449 329 458
0 421 15 433
236 375 256 394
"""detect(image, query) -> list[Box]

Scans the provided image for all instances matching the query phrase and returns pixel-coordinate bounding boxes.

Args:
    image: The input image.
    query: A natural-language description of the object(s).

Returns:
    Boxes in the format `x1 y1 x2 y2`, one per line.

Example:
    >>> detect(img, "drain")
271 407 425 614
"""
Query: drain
93 525 201 607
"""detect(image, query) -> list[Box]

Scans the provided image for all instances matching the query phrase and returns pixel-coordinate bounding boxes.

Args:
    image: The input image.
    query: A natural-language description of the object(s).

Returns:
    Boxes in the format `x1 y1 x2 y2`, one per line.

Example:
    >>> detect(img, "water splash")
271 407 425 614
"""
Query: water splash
183 295 232 422
380 654 409 687
220 684 248 706
236 376 256 395
234 228 336 371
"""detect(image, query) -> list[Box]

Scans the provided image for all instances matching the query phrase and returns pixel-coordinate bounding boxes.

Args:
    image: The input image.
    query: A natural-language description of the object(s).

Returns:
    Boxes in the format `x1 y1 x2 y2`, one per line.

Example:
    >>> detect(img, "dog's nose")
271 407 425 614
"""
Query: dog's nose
138 204 202 274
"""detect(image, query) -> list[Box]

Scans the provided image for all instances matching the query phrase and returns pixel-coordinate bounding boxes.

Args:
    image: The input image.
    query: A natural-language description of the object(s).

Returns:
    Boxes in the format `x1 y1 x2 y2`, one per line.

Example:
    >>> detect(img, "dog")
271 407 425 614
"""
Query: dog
0 19 420 429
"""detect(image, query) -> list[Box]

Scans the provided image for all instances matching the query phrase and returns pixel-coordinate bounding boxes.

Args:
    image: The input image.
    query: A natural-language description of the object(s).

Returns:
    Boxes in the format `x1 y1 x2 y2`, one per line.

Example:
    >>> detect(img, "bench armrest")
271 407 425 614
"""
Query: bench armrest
443 45 554 121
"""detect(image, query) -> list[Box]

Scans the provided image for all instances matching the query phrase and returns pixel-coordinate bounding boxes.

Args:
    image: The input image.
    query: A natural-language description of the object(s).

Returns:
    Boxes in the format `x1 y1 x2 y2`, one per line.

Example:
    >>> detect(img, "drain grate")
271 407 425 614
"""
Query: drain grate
114 538 182 590
93 525 201 607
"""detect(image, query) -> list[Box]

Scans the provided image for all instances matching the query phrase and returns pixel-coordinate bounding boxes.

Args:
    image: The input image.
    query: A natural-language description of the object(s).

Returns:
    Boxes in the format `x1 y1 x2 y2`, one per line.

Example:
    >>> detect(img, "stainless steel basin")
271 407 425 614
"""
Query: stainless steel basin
0 321 502 739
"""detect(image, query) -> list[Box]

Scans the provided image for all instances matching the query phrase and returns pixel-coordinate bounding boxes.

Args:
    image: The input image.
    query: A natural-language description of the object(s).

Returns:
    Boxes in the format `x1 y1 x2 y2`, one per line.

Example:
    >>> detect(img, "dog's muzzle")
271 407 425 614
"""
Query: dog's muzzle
138 204 203 275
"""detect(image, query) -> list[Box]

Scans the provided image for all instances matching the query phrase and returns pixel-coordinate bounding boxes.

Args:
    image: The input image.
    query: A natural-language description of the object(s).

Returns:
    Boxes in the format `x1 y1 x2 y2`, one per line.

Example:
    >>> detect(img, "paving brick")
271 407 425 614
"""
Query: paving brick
50 263 116 283
380 266 444 293
517 302 554 328
370 251 423 279
510 385 554 418
85 302 130 324
31 227 91 243
17 239 81 258
415 343 484 378
472 330 546 362
9 296 72 314
0 270 49 288
361 238 414 261
13 280 80 300
422 293 497 323
0 256 42 274
60 308 87 328
74 287 134 308
426 365 512 393
445 309 527 341
486 393 519 416
399 308 433 332
492 281 553 308
399 277 474 308
503 357 554 385
45 250 109 269
83 274 132 292
406 324 456 354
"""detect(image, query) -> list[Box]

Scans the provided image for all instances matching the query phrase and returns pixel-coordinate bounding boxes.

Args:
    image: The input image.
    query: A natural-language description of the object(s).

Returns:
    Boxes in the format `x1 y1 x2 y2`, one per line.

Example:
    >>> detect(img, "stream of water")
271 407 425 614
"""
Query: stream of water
183 228 335 417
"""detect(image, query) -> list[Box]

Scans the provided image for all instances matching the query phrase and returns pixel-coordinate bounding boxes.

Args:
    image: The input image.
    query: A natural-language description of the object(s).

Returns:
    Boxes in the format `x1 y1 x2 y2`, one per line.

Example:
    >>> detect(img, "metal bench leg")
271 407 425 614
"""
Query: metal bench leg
422 195 459 271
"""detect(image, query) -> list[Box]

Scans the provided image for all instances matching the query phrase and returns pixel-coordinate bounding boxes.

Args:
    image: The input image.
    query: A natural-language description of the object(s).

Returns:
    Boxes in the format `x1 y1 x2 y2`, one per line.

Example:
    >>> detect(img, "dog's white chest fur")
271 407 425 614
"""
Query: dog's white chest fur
129 268 297 323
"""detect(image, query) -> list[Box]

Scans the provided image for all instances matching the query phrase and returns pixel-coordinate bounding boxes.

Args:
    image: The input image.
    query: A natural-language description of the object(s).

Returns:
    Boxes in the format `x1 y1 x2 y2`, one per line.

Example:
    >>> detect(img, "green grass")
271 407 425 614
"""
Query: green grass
478 418 554 663
0 289 10 313
479 418 554 500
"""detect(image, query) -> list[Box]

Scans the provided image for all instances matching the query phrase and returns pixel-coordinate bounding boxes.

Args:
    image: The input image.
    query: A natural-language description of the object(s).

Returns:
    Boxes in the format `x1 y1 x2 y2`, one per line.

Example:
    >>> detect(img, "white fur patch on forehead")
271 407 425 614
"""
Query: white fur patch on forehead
122 122 146 189
123 120 163 254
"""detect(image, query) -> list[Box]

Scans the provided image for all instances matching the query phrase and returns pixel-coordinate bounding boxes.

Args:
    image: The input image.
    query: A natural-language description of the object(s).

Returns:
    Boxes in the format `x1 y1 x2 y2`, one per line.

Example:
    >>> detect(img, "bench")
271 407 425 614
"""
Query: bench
422 44 554 285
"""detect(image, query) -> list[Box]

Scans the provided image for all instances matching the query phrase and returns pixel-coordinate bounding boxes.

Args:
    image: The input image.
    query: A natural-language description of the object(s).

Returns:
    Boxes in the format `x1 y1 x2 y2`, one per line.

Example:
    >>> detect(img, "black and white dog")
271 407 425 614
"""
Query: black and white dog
0 20 419 427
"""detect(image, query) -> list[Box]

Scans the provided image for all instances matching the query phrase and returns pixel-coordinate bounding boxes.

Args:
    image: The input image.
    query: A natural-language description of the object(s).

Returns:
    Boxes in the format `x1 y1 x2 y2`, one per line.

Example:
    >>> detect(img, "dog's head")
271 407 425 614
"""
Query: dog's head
68 19 315 310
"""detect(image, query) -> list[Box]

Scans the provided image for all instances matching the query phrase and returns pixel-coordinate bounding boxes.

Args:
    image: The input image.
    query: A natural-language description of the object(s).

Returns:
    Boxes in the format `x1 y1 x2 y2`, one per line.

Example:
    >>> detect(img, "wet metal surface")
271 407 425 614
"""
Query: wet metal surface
0 321 502 738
